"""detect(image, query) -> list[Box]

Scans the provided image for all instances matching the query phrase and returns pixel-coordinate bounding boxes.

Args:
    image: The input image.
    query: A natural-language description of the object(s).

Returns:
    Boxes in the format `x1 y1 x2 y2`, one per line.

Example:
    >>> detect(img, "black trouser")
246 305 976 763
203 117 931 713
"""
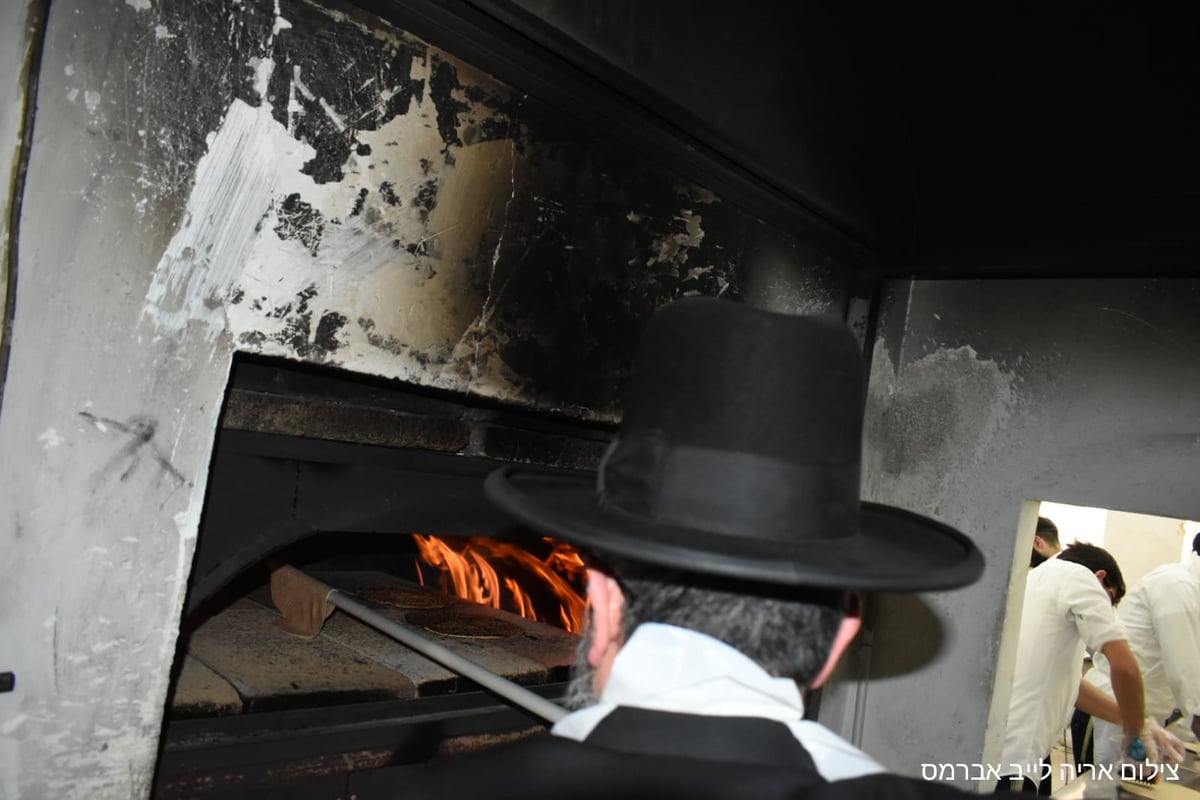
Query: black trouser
994 754 1052 795
993 776 1040 794
1070 710 1094 772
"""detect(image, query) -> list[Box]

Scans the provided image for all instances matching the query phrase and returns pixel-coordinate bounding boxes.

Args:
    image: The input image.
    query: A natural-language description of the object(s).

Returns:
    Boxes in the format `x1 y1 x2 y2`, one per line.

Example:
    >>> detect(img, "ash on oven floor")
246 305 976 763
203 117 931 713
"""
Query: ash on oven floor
168 570 577 717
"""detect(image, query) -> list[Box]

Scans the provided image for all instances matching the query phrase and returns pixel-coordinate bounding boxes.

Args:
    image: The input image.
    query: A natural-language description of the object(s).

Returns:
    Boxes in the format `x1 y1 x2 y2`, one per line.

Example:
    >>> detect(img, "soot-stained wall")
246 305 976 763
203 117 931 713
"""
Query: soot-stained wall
126 0 799 420
0 0 849 796
509 0 881 243
838 278 1200 782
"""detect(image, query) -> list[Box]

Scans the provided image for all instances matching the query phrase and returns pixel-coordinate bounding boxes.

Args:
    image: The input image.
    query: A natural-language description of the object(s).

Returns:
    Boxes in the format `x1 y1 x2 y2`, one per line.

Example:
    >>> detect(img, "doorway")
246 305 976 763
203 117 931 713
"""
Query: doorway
990 500 1199 792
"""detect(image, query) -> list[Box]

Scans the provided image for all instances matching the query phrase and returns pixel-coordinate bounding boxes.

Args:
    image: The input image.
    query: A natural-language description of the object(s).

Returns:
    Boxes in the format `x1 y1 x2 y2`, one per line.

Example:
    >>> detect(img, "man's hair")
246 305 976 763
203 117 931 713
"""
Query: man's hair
612 561 846 686
1056 542 1126 603
1035 516 1060 548
1193 532 1199 555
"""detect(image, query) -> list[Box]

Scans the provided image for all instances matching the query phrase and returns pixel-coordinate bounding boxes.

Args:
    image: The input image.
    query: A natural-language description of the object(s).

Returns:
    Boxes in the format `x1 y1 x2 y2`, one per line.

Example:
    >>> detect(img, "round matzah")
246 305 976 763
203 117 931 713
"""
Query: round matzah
405 609 522 639
357 586 452 610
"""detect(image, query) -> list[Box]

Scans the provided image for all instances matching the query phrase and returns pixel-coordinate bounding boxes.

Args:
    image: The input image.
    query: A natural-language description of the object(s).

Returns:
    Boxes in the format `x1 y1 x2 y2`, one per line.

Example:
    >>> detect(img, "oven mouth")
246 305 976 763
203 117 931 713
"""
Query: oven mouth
154 356 610 797
183 355 612 617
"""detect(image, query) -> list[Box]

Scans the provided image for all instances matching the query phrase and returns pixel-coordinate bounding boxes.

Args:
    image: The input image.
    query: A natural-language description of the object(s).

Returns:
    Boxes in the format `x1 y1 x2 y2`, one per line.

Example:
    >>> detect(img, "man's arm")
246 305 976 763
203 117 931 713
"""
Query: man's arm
1076 678 1121 723
1100 639 1146 747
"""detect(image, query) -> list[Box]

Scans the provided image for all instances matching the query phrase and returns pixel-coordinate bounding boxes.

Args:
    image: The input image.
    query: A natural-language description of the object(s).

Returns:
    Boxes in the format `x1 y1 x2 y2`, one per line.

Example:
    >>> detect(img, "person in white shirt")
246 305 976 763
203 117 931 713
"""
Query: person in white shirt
1000 543 1146 794
1081 533 1200 766
1029 516 1062 568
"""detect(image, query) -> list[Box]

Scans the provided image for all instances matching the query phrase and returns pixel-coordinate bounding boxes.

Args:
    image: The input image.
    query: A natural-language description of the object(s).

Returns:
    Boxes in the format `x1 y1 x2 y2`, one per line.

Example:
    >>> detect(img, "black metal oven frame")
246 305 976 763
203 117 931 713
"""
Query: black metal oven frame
185 356 613 618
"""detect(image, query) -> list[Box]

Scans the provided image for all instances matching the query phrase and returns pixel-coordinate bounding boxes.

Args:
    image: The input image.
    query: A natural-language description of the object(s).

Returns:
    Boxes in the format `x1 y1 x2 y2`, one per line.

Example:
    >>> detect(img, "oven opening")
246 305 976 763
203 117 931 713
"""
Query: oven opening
152 357 608 799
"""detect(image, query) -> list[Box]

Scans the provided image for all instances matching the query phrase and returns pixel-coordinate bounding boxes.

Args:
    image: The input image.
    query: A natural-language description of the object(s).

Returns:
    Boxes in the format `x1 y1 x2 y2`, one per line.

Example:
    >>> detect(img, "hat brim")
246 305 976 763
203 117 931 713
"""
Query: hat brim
486 466 984 592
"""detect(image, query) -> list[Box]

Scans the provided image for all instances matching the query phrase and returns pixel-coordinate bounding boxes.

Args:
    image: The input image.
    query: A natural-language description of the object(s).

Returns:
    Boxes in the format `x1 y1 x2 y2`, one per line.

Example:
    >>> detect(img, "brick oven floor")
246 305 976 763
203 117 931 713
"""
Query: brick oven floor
167 569 578 718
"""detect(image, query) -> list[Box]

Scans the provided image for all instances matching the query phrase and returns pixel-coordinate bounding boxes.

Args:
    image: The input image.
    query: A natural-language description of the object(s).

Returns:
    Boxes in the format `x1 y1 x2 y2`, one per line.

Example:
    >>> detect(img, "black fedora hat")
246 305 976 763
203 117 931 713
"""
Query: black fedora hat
486 297 983 591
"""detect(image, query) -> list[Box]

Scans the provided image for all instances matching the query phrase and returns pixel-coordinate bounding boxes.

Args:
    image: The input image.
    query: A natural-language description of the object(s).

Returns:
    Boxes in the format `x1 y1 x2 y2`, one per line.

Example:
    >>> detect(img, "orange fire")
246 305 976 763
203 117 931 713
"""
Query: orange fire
412 535 587 633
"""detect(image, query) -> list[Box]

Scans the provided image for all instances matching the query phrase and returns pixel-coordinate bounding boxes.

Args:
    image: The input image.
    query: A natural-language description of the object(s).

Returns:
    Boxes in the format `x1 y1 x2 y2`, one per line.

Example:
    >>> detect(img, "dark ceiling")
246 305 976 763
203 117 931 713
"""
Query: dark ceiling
377 0 1200 278
886 4 1200 275
507 2 1200 277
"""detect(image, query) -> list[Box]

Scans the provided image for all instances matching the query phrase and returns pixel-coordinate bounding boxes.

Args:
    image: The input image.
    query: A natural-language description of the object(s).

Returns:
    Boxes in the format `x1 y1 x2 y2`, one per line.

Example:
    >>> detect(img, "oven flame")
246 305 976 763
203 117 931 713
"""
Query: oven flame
412 535 587 632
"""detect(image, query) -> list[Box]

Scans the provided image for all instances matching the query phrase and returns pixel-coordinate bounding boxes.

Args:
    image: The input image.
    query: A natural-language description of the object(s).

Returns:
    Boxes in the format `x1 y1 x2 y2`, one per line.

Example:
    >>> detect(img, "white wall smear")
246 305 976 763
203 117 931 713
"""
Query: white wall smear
141 27 520 392
141 99 315 342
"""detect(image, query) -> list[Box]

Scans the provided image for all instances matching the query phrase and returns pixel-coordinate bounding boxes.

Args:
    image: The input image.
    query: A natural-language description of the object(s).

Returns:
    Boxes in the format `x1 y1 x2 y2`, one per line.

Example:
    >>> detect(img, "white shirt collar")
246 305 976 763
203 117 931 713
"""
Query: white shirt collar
552 623 886 782
604 623 806 718
553 623 806 739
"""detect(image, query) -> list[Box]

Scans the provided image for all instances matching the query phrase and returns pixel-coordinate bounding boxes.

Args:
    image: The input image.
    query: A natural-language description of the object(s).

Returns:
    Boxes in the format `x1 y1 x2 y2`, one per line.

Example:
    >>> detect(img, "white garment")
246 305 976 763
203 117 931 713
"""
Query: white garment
551 622 886 782
1083 556 1200 765
1000 558 1126 780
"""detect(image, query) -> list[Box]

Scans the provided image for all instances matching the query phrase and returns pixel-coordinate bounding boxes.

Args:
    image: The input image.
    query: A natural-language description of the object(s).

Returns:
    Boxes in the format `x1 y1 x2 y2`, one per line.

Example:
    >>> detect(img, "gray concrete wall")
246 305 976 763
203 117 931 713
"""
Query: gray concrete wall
831 278 1200 781
0 1 847 797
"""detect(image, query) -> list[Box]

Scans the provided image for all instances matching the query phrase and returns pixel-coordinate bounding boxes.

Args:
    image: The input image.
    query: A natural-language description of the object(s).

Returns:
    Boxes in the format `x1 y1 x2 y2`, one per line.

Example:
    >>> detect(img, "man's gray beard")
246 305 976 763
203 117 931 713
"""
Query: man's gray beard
564 623 599 709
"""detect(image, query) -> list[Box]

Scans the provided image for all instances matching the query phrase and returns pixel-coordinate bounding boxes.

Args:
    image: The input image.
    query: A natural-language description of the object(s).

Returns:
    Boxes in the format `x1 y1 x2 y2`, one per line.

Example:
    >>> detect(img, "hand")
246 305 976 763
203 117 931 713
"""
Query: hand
1120 723 1161 782
1146 718 1188 766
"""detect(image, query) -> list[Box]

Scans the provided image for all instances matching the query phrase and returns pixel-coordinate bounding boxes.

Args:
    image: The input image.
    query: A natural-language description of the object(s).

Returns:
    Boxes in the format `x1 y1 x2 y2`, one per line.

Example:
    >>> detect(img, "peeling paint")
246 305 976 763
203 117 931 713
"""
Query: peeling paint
646 209 705 269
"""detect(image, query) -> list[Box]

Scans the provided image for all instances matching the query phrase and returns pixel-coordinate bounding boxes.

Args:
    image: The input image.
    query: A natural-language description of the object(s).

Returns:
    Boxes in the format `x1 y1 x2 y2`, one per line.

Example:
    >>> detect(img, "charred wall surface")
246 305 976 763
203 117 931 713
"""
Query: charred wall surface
118 0 849 420
830 278 1200 782
509 0 883 244
0 0 849 797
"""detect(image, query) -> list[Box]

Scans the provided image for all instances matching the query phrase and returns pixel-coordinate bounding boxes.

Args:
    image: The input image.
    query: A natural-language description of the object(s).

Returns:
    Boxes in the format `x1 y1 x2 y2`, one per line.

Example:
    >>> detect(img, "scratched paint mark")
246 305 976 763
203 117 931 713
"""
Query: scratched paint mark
1096 306 1188 352
77 411 187 489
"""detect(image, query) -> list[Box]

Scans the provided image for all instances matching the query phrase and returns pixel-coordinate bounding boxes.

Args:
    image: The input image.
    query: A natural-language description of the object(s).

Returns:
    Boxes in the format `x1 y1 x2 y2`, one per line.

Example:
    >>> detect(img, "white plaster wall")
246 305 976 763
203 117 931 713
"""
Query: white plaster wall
842 278 1200 783
0 9 229 798
1103 510 1193 588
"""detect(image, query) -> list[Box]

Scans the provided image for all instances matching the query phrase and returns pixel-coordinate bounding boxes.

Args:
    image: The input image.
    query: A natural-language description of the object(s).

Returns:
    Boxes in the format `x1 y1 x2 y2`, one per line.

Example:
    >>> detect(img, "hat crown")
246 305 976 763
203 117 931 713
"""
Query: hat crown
623 298 865 463
597 298 865 544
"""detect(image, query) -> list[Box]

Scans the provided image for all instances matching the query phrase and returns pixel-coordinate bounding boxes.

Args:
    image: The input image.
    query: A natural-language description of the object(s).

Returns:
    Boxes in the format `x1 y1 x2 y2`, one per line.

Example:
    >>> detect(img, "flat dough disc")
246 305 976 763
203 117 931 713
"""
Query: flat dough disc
357 586 451 610
405 609 522 639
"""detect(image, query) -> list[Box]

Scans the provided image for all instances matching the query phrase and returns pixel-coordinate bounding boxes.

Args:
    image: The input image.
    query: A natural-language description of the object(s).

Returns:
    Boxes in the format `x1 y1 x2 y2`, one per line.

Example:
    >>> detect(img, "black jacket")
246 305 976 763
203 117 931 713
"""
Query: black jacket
349 708 1014 799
